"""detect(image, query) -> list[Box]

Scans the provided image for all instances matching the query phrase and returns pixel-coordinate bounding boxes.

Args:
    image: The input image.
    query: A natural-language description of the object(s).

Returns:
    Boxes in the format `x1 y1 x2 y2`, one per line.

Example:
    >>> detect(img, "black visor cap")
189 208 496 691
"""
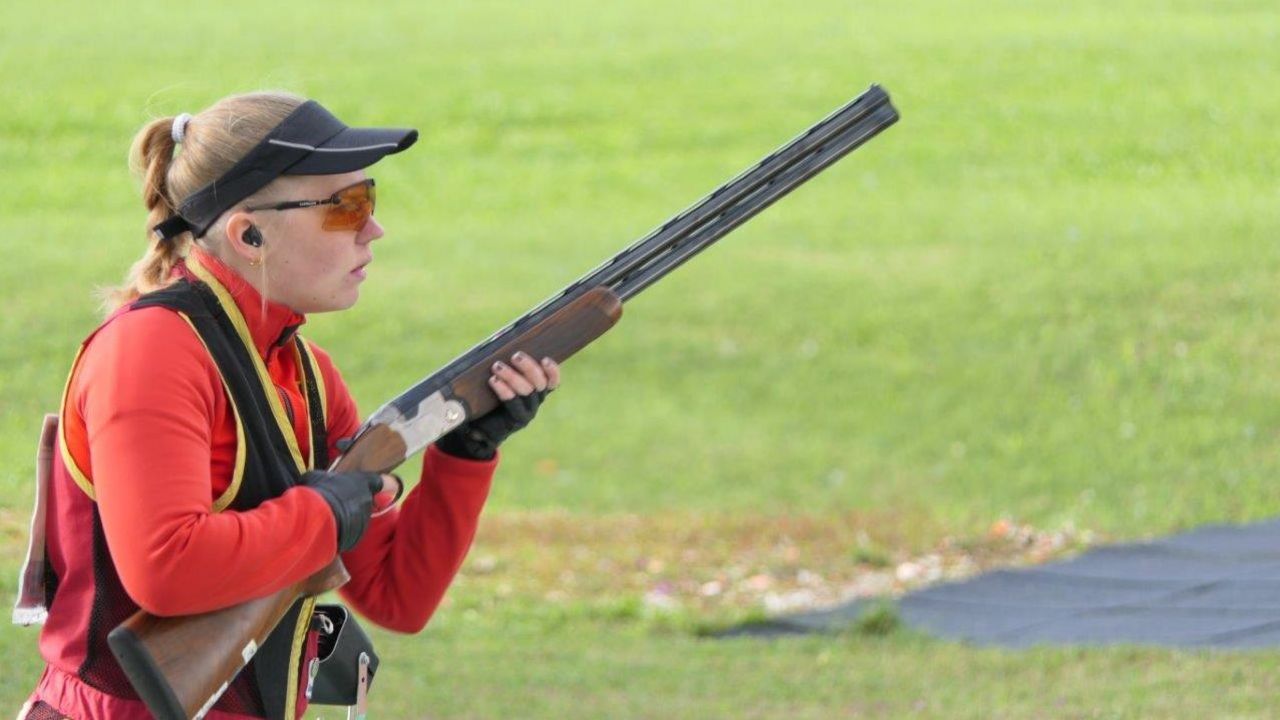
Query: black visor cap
155 100 417 241
280 125 418 175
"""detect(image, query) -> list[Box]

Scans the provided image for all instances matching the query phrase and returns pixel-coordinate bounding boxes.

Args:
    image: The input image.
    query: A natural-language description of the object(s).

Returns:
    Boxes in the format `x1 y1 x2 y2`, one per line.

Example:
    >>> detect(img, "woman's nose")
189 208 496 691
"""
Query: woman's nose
358 216 385 244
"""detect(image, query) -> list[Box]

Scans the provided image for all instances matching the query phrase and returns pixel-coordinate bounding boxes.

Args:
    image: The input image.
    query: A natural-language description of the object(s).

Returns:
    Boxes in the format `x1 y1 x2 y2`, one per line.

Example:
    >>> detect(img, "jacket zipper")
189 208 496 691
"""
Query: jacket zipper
276 385 295 425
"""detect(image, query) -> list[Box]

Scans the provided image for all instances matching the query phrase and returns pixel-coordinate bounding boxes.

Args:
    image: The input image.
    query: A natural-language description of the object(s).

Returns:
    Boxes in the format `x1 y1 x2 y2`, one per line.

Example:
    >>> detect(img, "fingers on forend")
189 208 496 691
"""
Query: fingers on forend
489 375 517 401
511 351 549 391
541 357 561 390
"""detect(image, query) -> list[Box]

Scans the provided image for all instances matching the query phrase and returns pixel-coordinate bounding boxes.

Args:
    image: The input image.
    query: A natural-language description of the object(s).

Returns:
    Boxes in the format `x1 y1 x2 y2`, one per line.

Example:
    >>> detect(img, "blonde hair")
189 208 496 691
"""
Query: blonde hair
101 91 306 314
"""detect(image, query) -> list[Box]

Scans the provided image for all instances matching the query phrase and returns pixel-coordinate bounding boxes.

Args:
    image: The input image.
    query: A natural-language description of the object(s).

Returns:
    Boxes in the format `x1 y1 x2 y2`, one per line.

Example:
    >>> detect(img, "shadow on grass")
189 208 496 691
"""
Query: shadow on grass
699 598 903 640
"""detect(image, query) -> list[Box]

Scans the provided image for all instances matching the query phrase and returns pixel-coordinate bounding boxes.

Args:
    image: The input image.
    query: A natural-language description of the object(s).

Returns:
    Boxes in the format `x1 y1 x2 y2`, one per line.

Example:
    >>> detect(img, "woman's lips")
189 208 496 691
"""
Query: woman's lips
351 259 371 279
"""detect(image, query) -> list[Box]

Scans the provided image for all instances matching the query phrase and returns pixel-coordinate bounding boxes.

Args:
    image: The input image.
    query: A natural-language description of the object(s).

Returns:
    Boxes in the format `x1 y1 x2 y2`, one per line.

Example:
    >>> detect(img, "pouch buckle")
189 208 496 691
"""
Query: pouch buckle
346 652 371 720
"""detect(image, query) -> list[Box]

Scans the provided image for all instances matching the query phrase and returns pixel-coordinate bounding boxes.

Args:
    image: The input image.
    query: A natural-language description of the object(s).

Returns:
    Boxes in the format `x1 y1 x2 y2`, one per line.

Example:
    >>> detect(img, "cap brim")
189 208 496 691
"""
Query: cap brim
283 126 419 175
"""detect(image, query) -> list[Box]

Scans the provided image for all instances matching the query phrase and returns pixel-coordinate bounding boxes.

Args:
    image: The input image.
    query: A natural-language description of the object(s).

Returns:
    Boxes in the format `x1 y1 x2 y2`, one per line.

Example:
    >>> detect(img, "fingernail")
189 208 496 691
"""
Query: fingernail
541 357 553 366
489 376 500 384
492 361 504 371
513 351 525 361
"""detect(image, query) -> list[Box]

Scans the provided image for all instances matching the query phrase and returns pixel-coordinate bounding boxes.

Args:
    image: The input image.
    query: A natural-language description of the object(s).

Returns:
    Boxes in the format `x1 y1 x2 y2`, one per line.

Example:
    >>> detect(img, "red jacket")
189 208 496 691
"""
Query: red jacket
28 248 497 718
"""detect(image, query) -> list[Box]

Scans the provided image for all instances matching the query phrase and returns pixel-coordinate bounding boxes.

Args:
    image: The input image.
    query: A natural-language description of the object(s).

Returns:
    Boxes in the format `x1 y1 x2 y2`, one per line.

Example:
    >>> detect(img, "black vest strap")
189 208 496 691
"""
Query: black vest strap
134 280 303 506
132 279 327 720
297 341 330 470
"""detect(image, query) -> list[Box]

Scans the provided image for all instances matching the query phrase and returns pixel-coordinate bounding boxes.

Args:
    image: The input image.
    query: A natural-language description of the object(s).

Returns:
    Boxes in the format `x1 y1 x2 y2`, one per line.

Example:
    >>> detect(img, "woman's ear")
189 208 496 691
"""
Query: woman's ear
223 211 263 263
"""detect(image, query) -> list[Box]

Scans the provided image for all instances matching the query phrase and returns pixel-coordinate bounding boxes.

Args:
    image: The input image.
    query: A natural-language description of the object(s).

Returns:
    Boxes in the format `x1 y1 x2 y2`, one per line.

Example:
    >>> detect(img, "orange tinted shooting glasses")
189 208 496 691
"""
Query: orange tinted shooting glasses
246 178 377 231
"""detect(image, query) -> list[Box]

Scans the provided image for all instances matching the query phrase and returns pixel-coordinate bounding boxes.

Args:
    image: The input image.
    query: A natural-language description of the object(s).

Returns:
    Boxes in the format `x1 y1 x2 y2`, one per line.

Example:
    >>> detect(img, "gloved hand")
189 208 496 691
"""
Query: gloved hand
436 351 561 461
300 470 397 552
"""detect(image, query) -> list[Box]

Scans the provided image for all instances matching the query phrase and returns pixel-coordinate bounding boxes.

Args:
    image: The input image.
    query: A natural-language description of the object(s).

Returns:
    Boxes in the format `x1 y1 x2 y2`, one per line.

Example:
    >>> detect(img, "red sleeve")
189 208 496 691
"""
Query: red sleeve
307 343 498 633
80 309 339 617
337 445 496 633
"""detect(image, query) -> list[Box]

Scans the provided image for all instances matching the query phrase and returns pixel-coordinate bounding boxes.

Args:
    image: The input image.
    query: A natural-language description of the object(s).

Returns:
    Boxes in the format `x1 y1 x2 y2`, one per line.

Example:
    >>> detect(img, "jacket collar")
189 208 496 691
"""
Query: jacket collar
181 247 307 358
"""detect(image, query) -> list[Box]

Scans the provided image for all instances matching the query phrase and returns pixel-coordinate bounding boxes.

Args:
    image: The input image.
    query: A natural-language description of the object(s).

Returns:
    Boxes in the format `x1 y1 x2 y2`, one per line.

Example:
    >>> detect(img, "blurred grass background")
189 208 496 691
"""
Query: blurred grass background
2 0 1280 716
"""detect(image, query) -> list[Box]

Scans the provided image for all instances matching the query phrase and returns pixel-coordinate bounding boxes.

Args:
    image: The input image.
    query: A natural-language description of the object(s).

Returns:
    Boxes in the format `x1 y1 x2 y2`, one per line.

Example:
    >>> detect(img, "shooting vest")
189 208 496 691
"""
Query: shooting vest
41 264 330 720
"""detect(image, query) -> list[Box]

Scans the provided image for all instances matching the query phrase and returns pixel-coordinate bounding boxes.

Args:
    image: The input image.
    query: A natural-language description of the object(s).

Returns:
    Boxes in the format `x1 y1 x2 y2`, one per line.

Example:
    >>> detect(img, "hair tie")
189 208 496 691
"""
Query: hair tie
171 113 193 144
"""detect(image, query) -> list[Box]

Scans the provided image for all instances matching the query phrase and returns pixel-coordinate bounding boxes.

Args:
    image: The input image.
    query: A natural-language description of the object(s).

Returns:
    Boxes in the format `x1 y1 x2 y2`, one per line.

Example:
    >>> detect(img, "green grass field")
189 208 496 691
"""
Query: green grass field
3 0 1280 716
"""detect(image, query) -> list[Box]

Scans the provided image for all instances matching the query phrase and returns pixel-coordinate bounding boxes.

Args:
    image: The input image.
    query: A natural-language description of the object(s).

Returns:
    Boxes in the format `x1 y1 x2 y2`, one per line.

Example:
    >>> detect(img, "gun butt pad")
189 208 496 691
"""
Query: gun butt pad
108 624 189 720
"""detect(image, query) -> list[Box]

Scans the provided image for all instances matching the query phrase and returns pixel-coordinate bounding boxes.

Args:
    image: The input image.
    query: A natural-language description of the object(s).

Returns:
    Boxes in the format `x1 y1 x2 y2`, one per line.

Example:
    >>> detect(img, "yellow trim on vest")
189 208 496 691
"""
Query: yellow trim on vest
291 343 314 470
299 339 329 430
187 260 306 473
173 313 248 513
284 595 318 719
56 344 96 501
294 339 330 469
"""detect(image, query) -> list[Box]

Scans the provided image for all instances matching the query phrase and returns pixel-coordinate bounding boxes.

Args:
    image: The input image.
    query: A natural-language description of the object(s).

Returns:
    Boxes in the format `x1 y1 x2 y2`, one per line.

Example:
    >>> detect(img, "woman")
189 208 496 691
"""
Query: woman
20 91 559 719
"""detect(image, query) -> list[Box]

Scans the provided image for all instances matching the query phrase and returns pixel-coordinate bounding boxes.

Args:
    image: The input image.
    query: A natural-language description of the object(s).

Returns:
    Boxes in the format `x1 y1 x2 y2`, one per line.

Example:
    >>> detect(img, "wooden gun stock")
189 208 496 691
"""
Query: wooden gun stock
108 562 349 719
109 287 623 719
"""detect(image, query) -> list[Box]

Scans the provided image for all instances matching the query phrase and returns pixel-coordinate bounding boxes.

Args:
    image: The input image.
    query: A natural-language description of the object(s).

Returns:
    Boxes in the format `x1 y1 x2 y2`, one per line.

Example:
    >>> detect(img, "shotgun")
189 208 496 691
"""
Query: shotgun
108 84 899 719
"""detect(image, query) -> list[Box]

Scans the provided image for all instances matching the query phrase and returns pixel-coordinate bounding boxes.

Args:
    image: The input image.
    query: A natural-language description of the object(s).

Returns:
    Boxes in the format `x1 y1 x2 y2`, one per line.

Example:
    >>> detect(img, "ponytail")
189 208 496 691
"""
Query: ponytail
100 117 191 312
101 92 304 315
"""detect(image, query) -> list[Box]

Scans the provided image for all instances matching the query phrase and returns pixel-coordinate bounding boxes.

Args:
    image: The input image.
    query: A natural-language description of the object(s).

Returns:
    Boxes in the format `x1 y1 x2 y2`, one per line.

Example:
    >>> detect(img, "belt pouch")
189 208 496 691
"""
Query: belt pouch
308 603 380 705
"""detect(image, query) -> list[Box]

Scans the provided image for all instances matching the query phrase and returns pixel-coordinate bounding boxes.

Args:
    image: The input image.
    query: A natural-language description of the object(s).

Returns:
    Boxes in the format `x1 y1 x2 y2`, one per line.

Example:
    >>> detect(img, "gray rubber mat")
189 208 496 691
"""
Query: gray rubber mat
724 519 1280 647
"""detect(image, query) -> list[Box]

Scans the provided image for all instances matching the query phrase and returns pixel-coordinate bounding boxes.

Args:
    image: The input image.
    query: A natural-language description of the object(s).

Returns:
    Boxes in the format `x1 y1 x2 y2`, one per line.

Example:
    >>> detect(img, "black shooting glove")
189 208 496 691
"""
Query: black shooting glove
435 388 551 461
300 469 387 553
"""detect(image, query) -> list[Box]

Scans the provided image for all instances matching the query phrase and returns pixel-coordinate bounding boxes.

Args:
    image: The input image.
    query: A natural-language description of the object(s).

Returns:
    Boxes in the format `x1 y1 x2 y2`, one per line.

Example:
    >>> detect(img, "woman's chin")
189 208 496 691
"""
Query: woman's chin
291 288 359 315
